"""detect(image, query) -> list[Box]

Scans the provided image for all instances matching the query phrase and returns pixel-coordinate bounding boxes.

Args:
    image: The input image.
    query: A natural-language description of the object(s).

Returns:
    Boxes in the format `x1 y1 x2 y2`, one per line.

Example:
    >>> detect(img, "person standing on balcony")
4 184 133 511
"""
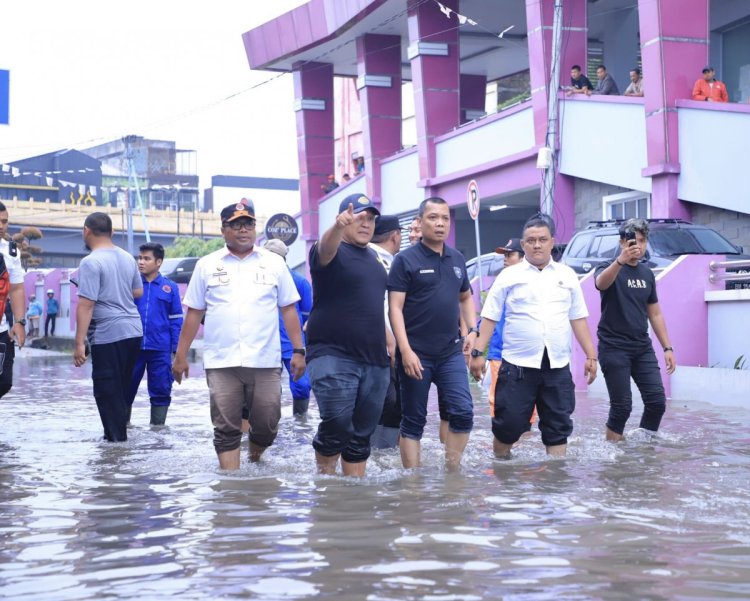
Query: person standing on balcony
126 242 183 426
566 65 593 96
591 65 620 96
692 66 728 103
44 289 59 337
623 68 644 97
594 218 676 442
469 214 598 459
306 194 389 477
388 197 477 470
172 199 305 470
320 174 339 195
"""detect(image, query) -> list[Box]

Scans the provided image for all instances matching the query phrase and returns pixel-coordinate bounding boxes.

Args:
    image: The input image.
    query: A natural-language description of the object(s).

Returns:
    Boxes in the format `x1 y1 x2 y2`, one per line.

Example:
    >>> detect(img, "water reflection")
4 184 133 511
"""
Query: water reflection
0 355 748 599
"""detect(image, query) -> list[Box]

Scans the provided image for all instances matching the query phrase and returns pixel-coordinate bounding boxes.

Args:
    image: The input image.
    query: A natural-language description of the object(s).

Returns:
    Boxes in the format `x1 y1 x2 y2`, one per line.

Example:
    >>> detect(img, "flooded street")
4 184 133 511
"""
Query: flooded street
1 354 749 600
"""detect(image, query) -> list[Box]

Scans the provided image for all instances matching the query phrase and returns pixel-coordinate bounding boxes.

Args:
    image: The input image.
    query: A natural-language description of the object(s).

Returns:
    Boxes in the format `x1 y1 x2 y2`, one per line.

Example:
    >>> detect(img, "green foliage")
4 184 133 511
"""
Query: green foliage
734 355 746 370
165 236 224 258
497 91 531 111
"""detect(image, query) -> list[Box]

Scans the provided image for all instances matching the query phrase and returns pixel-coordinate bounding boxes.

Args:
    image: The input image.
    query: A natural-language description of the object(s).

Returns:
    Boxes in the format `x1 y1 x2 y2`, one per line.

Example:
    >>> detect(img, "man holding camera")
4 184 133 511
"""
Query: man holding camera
594 218 676 442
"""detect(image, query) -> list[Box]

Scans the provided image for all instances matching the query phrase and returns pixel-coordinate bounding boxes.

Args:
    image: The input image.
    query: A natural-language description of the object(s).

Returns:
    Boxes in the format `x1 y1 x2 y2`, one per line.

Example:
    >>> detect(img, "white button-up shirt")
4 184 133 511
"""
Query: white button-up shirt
481 258 588 369
0 239 25 334
183 245 300 369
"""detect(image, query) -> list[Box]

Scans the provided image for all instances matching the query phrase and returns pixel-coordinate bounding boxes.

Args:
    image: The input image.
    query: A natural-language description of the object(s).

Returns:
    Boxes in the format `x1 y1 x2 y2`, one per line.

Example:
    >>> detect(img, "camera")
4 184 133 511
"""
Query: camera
624 229 636 241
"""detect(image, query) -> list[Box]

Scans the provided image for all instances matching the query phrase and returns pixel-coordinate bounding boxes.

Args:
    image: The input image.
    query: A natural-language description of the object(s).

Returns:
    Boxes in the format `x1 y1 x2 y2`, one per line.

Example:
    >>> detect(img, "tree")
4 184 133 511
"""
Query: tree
12 226 44 270
165 236 224 258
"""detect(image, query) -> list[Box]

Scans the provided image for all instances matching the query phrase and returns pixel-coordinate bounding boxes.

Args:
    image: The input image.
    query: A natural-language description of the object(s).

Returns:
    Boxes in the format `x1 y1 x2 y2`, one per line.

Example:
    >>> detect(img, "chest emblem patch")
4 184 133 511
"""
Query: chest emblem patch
162 284 172 293
453 266 463 280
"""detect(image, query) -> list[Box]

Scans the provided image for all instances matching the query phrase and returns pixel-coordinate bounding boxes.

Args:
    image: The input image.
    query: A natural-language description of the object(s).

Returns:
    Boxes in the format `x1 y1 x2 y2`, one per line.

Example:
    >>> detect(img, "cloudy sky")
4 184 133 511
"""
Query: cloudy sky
0 1 308 189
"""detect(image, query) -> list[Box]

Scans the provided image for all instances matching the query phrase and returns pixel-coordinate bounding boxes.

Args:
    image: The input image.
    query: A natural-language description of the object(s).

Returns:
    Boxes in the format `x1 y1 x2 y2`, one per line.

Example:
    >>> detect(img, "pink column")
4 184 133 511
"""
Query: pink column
292 61 334 247
638 0 708 220
460 74 487 124
408 0 460 182
356 34 402 205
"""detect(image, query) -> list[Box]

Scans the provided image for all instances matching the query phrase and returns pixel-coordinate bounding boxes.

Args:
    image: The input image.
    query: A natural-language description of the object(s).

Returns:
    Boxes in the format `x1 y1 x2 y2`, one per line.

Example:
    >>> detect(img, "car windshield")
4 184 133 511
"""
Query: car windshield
649 228 738 256
160 258 183 273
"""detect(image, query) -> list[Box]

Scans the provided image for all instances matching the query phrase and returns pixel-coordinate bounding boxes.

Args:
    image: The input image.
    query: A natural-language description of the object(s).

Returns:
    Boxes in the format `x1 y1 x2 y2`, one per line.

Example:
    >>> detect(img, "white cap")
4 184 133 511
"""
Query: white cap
47 289 54 294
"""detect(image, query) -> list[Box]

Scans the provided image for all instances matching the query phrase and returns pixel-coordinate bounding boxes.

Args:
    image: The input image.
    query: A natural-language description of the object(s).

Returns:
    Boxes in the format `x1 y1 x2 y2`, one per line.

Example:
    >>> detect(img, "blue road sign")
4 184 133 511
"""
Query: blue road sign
0 70 8 125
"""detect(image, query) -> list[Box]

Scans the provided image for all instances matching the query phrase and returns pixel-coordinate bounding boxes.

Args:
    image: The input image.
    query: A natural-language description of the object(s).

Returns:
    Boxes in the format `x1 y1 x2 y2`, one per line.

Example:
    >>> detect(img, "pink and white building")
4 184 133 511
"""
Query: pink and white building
243 0 750 259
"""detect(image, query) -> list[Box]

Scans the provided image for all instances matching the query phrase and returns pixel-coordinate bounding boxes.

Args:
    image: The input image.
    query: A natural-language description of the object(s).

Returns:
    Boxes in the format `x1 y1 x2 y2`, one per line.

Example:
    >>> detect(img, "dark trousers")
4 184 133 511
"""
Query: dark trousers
91 336 142 442
599 344 666 435
378 367 401 429
44 314 57 337
0 330 15 399
127 349 174 407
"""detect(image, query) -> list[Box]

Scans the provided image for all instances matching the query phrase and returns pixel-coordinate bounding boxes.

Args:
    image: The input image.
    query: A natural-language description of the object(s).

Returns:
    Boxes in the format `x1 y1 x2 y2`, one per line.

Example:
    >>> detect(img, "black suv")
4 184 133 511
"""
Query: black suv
561 219 750 289
160 257 198 284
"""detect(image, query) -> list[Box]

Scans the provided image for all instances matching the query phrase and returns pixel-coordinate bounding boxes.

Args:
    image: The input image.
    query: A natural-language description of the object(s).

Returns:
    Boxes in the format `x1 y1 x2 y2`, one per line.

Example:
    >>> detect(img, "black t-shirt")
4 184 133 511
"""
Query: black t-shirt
571 74 593 90
387 242 471 360
306 241 388 367
595 260 658 349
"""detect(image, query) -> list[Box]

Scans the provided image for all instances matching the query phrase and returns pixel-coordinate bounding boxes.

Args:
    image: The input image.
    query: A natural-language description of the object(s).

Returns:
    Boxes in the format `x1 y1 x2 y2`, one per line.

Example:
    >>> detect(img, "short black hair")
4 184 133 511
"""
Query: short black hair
83 212 113 236
631 68 641 75
139 242 165 261
371 230 397 244
522 212 556 237
597 64 607 71
571 65 582 71
0 201 6 213
418 197 448 217
618 218 649 239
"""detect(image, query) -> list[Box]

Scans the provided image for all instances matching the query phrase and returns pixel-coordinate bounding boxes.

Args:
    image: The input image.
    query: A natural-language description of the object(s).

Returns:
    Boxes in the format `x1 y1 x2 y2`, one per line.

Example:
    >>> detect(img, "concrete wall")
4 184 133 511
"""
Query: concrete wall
690 204 750 252
706 289 750 368
573 178 631 231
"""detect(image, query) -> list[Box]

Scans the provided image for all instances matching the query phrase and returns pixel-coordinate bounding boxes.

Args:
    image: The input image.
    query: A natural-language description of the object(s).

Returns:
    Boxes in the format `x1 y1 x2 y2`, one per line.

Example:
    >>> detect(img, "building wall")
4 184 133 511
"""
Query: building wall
690 204 750 251
573 178 631 230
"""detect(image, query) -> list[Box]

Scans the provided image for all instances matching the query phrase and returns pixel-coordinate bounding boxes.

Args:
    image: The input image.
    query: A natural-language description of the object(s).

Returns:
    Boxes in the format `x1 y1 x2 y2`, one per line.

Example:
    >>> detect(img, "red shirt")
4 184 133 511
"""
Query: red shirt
692 79 729 103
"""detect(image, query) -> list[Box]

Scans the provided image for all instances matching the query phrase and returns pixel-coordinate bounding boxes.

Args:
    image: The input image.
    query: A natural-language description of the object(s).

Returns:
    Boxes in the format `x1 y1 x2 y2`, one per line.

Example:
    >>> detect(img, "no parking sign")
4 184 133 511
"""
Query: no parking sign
467 179 480 220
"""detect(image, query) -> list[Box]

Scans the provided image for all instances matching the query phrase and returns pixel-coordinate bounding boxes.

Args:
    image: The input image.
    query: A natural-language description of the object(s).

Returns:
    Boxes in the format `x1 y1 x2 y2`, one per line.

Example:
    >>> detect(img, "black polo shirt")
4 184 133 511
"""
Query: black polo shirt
307 241 388 367
595 260 658 350
388 242 471 360
571 74 593 90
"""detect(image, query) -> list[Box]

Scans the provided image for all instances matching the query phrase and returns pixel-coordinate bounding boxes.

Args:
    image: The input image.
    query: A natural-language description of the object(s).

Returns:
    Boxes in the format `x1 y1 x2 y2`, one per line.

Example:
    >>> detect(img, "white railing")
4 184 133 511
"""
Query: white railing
709 259 750 284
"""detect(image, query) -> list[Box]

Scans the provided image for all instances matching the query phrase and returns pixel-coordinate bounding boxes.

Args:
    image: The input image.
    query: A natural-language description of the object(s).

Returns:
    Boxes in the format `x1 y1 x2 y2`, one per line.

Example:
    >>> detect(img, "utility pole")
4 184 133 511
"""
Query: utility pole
540 0 564 216
122 134 150 255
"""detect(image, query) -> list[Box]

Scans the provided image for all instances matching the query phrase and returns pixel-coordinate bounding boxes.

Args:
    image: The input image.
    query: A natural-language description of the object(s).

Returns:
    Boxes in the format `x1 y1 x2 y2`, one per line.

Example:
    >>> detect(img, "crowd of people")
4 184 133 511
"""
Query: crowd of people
0 196 677 477
567 63 729 103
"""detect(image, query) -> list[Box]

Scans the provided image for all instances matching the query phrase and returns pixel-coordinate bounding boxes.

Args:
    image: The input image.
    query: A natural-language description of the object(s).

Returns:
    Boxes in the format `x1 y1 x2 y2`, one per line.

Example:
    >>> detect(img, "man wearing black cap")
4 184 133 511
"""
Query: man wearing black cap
306 193 390 477
369 214 402 449
172 198 306 470
388 197 478 470
692 66 728 103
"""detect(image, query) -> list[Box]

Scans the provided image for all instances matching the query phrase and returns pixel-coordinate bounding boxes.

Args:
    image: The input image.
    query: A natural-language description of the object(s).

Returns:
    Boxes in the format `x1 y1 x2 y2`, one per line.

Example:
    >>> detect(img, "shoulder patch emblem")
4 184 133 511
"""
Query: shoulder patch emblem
453 266 462 279
162 284 172 293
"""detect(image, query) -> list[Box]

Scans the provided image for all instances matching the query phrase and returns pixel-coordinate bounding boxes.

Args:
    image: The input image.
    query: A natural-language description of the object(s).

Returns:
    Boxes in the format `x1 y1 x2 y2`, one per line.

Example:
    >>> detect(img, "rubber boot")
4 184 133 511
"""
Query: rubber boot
150 405 169 426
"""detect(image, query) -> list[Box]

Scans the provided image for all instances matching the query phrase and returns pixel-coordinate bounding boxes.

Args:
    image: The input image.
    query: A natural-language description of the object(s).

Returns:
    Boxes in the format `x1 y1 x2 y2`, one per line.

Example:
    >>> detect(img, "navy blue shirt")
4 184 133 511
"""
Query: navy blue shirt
307 241 388 367
595 260 658 350
387 242 471 360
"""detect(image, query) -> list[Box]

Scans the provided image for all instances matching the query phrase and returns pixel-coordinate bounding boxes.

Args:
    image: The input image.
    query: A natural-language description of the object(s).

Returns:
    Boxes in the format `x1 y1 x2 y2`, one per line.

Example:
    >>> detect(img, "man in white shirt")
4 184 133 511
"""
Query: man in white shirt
0 201 27 400
172 199 306 470
470 214 597 458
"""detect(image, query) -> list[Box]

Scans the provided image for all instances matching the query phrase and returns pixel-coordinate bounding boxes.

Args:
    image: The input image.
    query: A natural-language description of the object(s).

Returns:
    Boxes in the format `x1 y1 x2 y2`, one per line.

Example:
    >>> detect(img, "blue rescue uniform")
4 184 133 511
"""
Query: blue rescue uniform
280 269 312 414
127 273 183 408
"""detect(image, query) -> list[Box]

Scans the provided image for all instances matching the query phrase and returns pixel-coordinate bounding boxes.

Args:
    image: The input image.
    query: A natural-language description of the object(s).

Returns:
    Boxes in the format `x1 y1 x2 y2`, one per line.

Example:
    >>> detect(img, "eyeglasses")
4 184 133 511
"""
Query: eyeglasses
224 219 256 231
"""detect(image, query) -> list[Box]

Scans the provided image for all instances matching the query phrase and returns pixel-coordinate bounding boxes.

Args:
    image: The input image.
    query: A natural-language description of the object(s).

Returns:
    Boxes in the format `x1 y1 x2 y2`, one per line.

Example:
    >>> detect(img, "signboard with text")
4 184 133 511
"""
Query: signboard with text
264 213 299 245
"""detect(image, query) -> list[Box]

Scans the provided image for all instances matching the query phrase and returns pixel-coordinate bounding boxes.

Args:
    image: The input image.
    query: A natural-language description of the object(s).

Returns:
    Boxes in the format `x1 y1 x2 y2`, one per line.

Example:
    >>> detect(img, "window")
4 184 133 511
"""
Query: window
602 191 650 221
566 233 592 258
590 235 620 259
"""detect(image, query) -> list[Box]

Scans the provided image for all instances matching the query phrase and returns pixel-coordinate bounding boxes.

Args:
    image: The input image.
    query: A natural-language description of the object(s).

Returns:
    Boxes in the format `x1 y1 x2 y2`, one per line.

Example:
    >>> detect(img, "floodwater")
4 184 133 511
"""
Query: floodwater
1 354 749 601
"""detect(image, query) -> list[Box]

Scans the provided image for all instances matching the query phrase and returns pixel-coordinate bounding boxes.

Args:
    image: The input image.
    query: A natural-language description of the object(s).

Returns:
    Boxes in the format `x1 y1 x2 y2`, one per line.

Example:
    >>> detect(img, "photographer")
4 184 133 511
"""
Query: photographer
594 218 676 442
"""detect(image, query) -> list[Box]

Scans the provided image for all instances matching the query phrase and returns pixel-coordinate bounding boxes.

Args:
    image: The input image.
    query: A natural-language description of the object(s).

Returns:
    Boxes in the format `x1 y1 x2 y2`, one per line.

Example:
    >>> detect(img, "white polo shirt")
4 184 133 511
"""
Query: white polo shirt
481 258 588 369
183 245 300 369
0 239 25 334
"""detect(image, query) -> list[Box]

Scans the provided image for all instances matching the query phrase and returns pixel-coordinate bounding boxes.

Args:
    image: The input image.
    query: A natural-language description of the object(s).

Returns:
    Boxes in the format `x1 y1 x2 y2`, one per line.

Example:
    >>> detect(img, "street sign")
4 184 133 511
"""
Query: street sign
265 213 299 245
467 179 480 220
0 70 9 125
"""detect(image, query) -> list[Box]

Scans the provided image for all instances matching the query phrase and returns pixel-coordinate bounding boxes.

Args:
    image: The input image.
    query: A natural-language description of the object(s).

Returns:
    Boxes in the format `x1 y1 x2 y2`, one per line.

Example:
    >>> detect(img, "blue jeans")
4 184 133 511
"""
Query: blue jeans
398 351 473 441
282 357 312 415
599 344 666 435
308 355 389 463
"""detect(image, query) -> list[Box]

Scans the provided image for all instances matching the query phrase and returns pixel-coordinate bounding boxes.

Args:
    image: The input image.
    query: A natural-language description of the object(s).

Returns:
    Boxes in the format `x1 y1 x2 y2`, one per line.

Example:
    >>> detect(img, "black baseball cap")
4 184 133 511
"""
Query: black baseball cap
373 214 400 236
338 193 380 216
221 198 255 223
702 66 715 73
495 237 524 255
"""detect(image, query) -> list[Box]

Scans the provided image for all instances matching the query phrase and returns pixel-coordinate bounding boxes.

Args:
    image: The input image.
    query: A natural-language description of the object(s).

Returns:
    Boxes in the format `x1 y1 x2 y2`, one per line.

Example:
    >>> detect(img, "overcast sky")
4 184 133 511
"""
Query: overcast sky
0 1 308 190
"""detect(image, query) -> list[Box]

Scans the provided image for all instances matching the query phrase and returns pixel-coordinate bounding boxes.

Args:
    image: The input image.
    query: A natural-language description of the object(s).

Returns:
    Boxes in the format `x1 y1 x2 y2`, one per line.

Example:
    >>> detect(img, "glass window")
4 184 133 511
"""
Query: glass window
722 19 750 103
591 235 619 258
566 234 592 258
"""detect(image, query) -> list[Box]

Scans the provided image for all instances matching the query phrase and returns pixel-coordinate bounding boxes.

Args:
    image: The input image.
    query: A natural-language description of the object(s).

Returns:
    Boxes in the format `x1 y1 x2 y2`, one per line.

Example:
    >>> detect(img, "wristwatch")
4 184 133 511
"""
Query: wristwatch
292 348 306 356
470 349 483 358
466 327 478 336
15 318 26 326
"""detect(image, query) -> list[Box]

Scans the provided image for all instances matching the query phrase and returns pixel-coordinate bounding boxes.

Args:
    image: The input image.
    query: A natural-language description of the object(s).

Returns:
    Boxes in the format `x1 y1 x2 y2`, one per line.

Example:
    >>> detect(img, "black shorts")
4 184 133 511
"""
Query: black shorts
0 330 15 399
491 351 575 447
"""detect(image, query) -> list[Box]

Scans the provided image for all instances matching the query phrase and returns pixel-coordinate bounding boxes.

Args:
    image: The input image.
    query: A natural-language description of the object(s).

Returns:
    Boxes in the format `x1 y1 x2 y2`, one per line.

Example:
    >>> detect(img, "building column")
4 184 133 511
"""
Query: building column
292 61 334 246
408 0 460 183
526 0 586 241
638 0 708 219
356 34 402 205
460 74 487 124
